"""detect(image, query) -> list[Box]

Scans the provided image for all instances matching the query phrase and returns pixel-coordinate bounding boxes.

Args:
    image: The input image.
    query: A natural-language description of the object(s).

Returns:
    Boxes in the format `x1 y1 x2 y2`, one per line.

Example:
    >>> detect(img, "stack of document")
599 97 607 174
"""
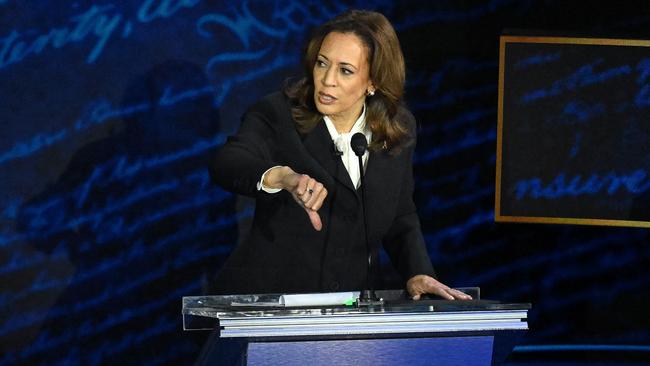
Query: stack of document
230 292 360 307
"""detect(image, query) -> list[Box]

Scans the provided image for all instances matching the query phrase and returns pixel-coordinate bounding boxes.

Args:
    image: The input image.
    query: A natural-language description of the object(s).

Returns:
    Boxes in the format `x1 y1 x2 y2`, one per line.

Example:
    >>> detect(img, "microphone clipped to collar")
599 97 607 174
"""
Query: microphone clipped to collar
351 132 368 157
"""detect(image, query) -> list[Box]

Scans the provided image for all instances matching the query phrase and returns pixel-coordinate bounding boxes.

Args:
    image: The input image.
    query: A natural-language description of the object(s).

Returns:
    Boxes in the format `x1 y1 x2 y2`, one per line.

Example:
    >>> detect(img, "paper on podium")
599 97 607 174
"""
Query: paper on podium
229 292 360 308
280 292 360 307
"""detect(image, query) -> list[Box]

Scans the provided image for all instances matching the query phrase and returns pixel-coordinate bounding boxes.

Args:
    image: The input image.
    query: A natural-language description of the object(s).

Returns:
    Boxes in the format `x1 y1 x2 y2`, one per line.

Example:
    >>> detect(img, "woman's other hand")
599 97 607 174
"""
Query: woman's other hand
264 166 328 231
407 274 472 301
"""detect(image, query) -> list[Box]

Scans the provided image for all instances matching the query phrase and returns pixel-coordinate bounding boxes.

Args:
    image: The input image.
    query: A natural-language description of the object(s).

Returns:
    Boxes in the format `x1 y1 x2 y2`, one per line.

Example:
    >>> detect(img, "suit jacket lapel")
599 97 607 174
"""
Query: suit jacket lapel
302 121 359 196
364 147 396 204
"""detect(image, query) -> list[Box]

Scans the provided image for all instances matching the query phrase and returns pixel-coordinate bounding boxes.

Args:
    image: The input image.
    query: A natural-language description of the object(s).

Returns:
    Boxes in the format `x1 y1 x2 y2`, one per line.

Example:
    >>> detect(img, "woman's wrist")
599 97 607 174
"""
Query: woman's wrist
263 166 293 190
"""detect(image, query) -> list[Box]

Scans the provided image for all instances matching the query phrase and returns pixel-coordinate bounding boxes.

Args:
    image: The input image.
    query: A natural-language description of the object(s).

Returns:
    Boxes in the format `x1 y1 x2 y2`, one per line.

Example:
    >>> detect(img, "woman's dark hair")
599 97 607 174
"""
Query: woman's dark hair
284 9 409 153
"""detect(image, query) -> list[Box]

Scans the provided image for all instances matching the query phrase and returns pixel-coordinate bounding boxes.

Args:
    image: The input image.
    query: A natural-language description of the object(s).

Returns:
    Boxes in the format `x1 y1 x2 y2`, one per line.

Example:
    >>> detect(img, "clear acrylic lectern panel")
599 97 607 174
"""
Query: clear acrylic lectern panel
183 289 530 366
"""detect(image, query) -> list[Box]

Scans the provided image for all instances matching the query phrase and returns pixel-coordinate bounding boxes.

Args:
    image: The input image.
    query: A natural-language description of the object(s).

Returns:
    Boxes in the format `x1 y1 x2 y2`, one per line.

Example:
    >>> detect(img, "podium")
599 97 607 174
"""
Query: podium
183 289 530 365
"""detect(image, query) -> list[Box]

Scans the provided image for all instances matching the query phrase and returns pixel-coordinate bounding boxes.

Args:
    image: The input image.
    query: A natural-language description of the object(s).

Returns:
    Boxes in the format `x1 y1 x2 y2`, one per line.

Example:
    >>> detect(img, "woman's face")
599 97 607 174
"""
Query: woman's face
313 32 374 129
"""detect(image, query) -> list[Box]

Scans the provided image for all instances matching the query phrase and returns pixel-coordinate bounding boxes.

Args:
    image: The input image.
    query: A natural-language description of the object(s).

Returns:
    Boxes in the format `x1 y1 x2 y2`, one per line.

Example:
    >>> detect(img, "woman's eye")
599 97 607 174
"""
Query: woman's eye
316 60 327 67
341 68 353 75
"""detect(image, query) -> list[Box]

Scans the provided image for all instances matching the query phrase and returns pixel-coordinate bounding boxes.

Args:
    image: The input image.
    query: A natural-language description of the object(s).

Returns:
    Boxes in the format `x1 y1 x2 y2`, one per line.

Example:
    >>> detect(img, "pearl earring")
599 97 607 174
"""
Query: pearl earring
367 89 375 96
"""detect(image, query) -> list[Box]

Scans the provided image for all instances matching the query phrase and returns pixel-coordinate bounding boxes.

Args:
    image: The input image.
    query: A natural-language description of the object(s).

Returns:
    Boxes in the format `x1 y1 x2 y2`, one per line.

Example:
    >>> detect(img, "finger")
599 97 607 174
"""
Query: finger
296 175 310 196
435 289 456 300
449 289 472 300
305 179 315 195
303 184 318 207
305 209 322 231
423 282 454 300
304 182 324 208
291 194 304 206
290 188 306 207
411 294 421 301
300 178 316 205
310 187 328 211
448 289 466 299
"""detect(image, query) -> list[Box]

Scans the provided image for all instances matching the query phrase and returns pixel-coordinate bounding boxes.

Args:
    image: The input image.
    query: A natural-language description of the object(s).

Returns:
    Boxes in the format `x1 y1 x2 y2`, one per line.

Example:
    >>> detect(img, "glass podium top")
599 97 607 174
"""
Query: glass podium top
182 289 531 338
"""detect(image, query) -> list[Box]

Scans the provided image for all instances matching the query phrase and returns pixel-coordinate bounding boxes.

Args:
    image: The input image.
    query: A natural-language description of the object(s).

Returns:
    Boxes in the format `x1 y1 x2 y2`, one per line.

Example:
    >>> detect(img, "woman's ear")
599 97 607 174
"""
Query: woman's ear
367 83 376 96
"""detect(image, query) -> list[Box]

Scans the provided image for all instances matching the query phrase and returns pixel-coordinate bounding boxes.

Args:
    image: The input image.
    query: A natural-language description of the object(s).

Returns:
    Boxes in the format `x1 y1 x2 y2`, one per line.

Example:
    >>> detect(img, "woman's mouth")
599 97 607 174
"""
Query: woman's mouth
318 92 337 105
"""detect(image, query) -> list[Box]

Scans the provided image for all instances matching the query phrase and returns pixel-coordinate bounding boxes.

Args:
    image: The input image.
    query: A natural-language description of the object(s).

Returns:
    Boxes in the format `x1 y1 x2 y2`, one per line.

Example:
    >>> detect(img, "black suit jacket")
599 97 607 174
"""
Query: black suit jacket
209 91 435 294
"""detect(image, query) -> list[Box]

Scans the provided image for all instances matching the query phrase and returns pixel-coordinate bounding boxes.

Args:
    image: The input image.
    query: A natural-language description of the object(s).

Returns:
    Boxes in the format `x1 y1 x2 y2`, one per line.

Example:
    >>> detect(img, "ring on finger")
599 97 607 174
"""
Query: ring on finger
307 188 314 195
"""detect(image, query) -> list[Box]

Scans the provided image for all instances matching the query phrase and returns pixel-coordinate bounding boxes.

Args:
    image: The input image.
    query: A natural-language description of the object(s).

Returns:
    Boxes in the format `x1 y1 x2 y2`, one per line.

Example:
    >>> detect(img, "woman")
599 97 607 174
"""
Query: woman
210 9 470 301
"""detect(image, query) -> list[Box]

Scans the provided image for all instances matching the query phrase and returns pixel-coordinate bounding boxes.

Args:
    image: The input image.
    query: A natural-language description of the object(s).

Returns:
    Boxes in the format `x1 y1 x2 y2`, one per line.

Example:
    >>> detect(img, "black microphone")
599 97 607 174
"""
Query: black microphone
351 133 382 306
351 133 368 157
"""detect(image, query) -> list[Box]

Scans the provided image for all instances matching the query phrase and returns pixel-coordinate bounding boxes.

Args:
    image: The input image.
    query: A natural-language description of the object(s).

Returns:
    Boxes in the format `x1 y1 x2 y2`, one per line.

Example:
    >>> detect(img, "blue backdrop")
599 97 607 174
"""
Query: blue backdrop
1 1 650 365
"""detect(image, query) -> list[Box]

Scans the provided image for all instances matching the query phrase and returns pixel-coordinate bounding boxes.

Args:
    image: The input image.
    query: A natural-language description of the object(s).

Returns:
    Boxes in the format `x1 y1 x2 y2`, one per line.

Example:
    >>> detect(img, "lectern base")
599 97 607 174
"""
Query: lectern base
196 333 521 366
248 336 493 366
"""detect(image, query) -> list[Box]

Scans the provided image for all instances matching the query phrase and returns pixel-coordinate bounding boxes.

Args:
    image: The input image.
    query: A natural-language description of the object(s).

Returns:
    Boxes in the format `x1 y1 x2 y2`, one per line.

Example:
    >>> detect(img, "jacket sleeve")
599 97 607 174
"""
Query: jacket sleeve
381 111 437 281
209 96 282 198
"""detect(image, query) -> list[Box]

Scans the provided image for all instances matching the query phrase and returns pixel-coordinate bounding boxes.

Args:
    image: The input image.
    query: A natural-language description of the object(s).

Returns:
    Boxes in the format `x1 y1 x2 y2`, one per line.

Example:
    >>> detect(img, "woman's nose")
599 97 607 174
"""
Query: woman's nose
321 67 336 87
